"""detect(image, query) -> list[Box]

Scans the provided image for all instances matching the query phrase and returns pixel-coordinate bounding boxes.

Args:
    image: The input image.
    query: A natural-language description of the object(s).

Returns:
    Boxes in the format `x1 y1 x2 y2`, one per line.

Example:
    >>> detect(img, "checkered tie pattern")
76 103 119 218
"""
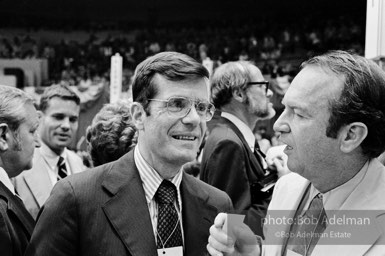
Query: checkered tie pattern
286 193 327 256
155 180 183 249
57 156 68 180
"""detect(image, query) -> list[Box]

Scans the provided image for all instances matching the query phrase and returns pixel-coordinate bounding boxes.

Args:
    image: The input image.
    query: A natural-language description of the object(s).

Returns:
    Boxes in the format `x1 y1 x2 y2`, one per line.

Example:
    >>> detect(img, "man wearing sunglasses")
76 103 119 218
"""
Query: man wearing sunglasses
26 52 232 256
201 61 276 237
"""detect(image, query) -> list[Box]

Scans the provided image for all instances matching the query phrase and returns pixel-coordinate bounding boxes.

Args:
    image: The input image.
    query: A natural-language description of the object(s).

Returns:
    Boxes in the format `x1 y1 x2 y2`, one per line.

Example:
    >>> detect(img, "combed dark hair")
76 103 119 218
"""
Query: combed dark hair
210 61 255 109
39 84 80 112
302 50 385 158
86 101 138 167
131 51 209 114
0 85 33 132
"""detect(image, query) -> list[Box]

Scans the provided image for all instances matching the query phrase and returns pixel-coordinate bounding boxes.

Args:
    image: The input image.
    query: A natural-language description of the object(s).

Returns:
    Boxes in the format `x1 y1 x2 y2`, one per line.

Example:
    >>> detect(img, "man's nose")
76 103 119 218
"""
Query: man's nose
61 118 71 130
182 105 202 125
273 112 290 134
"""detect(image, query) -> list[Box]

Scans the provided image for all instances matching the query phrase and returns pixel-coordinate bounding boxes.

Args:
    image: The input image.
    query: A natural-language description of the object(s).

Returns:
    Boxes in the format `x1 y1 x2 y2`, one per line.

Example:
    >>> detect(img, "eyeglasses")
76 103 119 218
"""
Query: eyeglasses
246 81 269 94
148 96 216 121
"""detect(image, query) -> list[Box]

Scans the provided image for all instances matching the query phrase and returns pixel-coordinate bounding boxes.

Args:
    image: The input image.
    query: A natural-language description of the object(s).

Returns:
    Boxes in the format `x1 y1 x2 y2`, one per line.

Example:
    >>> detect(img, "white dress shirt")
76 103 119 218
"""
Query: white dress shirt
305 160 369 218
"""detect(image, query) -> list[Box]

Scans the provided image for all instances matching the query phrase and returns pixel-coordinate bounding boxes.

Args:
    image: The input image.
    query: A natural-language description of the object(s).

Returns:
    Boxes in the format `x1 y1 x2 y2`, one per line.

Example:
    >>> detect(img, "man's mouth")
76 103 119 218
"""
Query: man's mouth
57 134 70 138
172 135 197 141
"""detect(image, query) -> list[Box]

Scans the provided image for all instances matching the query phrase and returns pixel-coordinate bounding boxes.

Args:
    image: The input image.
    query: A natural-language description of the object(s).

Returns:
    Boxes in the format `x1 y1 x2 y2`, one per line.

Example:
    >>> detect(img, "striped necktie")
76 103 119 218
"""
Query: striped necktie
57 156 68 180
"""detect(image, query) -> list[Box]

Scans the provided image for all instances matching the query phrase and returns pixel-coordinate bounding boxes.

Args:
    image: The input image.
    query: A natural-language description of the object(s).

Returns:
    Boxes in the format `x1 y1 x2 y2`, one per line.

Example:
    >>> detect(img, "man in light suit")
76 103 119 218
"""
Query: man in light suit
14 84 85 219
0 85 40 256
207 51 385 256
25 52 233 256
200 61 276 237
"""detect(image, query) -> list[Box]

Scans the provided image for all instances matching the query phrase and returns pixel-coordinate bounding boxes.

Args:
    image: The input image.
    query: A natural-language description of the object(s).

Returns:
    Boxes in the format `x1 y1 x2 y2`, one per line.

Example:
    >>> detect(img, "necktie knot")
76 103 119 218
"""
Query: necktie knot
306 193 324 216
57 156 68 180
155 180 176 205
58 156 65 167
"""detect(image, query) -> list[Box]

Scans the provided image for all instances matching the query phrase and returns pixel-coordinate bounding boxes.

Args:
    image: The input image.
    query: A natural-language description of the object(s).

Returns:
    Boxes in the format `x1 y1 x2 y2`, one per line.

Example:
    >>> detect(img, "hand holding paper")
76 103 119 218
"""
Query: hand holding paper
206 213 260 256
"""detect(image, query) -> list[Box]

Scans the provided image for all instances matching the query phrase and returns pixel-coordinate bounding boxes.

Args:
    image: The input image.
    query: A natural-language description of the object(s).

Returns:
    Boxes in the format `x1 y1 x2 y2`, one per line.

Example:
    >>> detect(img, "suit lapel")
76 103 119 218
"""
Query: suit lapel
23 152 53 207
263 174 310 256
0 182 34 236
66 151 83 174
181 173 218 256
220 116 265 178
101 151 157 256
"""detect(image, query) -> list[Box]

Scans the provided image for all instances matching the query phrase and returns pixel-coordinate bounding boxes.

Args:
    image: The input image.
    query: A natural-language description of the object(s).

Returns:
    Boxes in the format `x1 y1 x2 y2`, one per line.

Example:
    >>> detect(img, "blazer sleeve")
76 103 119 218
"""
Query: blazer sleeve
25 180 78 256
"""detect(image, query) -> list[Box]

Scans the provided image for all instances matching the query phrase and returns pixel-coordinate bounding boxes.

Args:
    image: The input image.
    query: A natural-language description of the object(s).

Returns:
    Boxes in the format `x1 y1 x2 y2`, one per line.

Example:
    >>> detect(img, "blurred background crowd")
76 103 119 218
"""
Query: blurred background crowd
0 0 367 156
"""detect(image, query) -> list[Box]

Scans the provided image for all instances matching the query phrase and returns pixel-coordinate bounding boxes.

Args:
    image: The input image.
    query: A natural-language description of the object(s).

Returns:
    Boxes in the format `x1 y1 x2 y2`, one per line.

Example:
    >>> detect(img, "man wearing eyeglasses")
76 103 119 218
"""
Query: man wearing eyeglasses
201 61 276 237
25 52 233 256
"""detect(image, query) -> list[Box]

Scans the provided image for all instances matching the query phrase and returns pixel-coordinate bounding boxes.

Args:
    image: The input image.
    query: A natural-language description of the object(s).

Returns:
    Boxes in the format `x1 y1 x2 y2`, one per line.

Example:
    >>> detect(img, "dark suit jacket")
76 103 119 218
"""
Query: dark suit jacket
200 114 270 237
25 150 232 256
0 181 35 256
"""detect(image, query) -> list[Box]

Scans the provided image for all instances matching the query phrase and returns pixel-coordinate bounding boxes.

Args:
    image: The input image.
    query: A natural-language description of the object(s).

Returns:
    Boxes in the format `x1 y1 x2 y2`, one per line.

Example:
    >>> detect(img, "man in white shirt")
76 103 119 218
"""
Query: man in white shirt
201 61 277 237
207 51 385 256
14 84 85 219
0 85 40 256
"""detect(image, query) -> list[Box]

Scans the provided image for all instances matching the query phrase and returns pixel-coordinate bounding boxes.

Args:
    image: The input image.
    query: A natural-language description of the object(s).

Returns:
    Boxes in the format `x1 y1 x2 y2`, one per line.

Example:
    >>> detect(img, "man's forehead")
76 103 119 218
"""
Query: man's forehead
153 74 209 98
284 66 343 106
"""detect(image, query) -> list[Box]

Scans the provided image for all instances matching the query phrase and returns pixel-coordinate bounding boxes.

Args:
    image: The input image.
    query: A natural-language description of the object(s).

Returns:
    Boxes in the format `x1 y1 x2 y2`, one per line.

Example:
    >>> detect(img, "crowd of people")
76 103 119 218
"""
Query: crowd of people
0 4 384 252
0 14 364 88
1 49 385 256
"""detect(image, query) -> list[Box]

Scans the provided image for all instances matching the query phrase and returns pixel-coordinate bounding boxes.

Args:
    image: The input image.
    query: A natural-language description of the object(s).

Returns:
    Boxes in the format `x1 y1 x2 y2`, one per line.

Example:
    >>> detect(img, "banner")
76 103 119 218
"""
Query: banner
110 53 123 103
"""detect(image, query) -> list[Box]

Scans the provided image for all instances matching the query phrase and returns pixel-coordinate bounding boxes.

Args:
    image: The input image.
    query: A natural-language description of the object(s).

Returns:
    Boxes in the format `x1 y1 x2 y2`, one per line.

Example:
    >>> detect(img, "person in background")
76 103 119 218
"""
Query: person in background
207 50 385 256
200 61 277 237
0 85 40 256
86 100 137 167
25 51 233 256
14 84 85 219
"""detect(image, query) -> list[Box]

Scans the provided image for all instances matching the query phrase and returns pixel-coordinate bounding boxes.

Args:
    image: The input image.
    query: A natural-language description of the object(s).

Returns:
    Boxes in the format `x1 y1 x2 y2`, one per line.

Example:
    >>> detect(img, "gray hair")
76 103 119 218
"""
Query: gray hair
210 61 256 109
0 85 34 132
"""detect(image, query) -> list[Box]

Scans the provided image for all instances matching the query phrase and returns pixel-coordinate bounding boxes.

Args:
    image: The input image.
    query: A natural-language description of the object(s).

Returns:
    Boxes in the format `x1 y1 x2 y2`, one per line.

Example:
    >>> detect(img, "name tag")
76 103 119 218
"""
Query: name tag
157 246 183 256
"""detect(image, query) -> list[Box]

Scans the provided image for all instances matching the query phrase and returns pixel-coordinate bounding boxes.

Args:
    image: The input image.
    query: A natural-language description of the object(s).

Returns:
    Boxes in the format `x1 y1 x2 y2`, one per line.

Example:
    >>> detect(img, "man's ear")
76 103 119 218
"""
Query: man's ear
0 123 10 151
130 102 146 131
339 122 368 154
232 88 245 103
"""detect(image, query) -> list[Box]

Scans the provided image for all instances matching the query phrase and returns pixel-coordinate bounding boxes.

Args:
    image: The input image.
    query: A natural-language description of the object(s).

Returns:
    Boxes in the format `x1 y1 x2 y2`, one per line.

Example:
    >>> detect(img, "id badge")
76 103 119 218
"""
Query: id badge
286 249 302 256
157 246 183 256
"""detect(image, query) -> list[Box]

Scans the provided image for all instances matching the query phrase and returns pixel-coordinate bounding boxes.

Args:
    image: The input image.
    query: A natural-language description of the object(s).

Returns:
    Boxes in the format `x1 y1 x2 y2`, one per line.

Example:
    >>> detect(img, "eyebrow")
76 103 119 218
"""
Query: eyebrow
283 100 310 115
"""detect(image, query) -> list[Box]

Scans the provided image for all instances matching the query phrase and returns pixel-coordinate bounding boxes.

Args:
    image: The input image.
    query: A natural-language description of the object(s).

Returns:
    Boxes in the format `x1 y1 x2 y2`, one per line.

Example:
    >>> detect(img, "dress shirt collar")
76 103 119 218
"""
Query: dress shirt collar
39 141 68 169
0 166 16 195
307 159 369 217
134 145 183 209
221 111 255 151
